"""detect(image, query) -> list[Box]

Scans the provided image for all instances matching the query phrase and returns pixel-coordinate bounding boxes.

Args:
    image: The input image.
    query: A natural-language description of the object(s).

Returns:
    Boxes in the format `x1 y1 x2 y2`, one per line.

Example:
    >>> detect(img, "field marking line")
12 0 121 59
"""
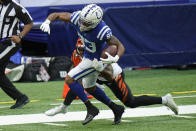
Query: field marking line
0 104 196 126
172 115 196 119
0 100 39 104
0 106 10 109
173 95 196 98
42 122 68 126
106 118 133 123
171 91 196 94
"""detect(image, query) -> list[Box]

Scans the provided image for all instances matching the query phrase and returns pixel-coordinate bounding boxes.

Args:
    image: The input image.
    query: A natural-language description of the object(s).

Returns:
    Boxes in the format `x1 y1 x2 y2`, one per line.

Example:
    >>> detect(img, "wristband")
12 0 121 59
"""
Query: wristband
17 33 23 39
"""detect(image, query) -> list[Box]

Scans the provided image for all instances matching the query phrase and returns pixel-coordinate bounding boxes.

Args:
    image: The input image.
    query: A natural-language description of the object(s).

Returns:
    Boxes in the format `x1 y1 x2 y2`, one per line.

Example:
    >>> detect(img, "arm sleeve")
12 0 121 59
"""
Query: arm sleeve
15 4 33 25
97 25 112 41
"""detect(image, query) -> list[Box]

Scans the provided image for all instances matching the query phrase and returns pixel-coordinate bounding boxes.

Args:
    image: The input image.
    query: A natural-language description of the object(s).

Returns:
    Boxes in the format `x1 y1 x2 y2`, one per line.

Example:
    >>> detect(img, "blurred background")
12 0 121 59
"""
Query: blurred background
7 0 196 82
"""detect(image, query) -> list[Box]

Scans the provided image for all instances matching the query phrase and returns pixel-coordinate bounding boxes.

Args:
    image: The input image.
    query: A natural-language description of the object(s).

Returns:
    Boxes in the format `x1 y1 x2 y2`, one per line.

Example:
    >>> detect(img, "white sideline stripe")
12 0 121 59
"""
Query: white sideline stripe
172 115 196 119
0 105 196 125
0 106 10 109
107 118 133 122
42 122 68 126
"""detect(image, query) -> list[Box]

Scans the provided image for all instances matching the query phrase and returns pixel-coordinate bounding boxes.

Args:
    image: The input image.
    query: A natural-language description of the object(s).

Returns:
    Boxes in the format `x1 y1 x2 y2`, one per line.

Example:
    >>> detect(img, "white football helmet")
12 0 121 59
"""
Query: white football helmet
79 4 103 32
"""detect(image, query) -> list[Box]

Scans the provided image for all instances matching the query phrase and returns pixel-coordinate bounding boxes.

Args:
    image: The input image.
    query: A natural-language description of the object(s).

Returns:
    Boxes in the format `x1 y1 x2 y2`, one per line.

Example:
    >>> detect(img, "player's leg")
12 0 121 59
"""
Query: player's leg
67 58 99 125
107 72 178 114
86 84 124 125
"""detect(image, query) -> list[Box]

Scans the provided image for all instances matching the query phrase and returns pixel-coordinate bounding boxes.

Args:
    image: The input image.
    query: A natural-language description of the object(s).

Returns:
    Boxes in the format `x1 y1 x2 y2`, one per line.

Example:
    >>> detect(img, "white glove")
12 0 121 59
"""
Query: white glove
92 59 105 72
100 52 119 64
40 19 51 34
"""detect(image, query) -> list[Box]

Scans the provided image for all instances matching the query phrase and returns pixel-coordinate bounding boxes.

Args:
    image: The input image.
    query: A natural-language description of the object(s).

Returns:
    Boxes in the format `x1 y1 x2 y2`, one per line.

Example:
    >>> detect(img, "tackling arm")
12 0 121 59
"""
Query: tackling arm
100 64 114 82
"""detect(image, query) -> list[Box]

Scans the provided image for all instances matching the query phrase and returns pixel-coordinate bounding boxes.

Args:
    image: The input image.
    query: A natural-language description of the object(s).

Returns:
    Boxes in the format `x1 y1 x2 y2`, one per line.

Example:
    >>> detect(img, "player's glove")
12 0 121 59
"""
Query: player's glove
40 19 51 34
92 58 105 72
100 52 119 64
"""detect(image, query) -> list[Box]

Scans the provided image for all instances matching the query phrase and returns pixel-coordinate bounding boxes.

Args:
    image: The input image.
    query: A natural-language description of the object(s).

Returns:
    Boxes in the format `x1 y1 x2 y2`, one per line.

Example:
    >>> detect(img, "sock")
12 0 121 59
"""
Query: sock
63 89 77 105
162 96 168 104
85 100 93 108
68 82 88 103
108 101 117 110
90 86 111 105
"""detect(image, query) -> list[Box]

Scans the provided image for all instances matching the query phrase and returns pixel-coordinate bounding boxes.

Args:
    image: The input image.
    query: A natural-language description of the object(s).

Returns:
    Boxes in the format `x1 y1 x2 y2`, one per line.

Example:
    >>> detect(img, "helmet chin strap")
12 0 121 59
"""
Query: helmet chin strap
79 23 98 32
80 25 91 32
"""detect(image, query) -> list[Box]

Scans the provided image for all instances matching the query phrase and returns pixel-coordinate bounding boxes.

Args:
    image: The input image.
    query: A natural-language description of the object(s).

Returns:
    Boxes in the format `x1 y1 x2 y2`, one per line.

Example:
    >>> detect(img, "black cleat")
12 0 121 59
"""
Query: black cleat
112 105 125 125
82 105 99 125
10 95 30 109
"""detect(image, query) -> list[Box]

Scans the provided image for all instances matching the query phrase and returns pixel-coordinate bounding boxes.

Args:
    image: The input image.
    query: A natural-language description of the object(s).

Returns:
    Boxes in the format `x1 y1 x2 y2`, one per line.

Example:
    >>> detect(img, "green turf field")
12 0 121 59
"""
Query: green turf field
0 68 196 131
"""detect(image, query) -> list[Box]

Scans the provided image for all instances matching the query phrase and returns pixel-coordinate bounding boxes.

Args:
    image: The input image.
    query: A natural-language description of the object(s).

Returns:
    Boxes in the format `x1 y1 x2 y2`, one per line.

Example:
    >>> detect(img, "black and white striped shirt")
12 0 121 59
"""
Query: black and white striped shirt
0 0 33 39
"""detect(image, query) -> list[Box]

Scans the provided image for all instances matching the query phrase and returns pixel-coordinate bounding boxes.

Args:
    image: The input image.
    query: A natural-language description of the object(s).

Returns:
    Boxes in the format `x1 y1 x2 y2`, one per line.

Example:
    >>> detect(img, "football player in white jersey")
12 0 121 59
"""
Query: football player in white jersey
44 62 178 125
40 4 125 125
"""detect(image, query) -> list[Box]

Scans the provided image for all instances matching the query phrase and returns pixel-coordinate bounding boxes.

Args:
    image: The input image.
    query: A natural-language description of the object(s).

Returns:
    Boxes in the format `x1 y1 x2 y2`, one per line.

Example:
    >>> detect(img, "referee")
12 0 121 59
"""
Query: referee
0 0 33 109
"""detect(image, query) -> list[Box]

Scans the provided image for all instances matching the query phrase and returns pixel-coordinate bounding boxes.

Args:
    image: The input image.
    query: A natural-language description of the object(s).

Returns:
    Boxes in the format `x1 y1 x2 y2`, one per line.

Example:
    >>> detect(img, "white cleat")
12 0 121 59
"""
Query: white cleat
45 103 68 116
164 93 179 115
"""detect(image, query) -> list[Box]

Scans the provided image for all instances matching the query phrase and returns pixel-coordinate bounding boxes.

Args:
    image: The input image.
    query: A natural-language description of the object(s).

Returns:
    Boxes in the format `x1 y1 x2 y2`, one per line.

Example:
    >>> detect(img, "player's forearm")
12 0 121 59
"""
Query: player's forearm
116 42 125 58
47 12 71 22
20 22 33 37
101 70 113 82
107 35 125 57
47 13 59 22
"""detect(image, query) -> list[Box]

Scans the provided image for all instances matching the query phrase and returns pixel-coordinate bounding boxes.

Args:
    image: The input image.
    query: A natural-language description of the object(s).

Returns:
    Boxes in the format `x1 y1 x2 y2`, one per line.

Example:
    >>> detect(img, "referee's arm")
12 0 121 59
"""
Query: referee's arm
20 22 33 38
15 4 33 38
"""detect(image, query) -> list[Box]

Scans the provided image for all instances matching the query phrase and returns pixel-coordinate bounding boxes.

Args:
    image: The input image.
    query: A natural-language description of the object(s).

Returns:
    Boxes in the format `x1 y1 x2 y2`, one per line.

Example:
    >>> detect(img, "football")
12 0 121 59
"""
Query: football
101 45 117 59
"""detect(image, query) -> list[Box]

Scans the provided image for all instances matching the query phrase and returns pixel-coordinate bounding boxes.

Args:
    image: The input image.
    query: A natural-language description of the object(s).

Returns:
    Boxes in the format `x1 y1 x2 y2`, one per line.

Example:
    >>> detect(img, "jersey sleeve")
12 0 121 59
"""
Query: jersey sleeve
97 24 112 41
15 3 33 25
70 11 81 26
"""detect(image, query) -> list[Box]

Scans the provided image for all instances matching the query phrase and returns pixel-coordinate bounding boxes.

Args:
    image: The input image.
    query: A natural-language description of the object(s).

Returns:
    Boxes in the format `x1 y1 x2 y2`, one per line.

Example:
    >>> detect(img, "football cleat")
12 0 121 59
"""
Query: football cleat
10 95 29 109
112 105 125 125
164 93 179 115
45 103 68 116
82 105 99 125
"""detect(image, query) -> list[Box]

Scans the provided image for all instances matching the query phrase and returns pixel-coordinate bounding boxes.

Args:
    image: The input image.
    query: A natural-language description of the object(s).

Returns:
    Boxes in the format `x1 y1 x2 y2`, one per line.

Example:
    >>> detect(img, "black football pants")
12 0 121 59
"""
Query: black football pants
105 72 162 108
0 39 23 100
